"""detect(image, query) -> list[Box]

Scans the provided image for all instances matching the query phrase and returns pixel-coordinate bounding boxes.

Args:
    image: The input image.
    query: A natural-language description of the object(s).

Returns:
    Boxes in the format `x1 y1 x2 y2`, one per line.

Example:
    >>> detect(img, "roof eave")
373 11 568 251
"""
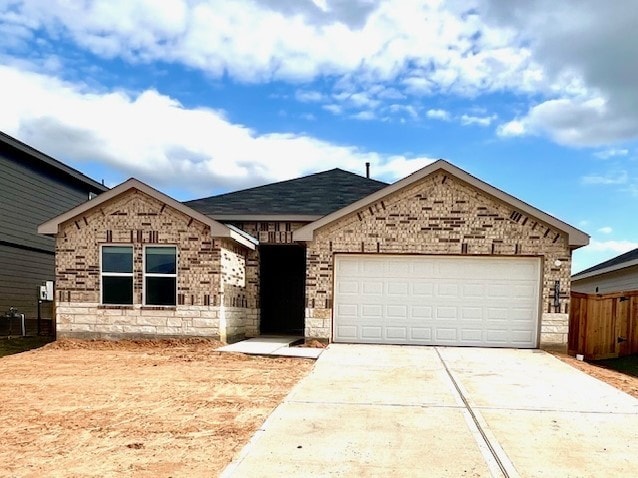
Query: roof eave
572 258 638 281
1 131 108 192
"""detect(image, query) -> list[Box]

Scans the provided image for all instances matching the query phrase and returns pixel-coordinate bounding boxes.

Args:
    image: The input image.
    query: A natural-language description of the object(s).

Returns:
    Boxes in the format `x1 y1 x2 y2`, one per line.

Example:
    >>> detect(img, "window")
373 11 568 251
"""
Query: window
101 246 133 305
144 246 177 306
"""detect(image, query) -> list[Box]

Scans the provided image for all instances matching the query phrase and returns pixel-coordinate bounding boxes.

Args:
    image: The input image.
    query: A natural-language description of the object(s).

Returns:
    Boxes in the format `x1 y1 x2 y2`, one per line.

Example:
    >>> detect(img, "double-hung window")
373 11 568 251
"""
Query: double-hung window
101 246 134 305
144 246 177 306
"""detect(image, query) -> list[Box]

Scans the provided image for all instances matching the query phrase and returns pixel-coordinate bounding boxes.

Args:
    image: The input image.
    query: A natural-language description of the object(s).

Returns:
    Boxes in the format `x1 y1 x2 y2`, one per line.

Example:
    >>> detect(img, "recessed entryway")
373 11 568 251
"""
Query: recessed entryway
259 245 306 335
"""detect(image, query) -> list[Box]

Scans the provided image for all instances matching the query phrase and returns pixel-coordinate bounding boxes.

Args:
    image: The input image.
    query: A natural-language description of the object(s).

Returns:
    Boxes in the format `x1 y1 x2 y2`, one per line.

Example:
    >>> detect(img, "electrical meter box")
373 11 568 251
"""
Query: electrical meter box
39 281 54 301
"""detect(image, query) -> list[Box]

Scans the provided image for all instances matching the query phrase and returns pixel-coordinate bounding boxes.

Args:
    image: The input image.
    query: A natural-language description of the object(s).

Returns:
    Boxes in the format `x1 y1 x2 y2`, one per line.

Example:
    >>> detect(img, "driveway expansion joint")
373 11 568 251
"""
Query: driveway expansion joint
435 347 517 478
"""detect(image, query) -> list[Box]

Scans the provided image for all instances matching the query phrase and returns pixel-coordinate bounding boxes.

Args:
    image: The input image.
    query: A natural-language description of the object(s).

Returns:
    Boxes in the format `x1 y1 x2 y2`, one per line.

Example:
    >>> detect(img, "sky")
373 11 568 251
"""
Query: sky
1 0 637 274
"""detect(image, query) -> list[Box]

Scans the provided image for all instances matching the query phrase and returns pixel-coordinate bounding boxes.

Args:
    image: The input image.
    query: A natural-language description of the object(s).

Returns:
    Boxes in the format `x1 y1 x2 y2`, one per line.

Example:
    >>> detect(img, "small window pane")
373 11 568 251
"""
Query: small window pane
146 277 176 306
146 247 176 274
103 246 133 273
103 277 133 304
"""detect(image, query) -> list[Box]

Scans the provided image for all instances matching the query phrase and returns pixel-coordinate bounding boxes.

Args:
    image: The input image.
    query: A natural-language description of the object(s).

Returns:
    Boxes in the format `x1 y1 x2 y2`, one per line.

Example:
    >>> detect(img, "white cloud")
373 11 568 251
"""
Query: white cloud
586 239 638 253
295 90 324 102
351 110 375 121
0 0 545 95
594 148 629 159
597 226 613 234
497 120 525 137
426 109 451 121
581 170 628 185
460 114 497 127
2 1 637 145
495 97 638 147
483 1 638 146
0 65 434 195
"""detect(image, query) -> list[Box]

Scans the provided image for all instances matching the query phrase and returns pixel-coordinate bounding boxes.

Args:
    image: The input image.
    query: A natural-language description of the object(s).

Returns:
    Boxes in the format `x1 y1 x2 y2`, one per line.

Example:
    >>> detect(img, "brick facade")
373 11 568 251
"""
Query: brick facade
54 189 257 341
231 221 309 245
304 172 572 345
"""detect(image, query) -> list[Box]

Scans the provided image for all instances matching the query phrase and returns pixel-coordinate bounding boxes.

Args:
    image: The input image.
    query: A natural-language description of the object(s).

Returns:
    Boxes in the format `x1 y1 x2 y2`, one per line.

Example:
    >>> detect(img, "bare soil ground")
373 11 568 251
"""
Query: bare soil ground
0 339 313 477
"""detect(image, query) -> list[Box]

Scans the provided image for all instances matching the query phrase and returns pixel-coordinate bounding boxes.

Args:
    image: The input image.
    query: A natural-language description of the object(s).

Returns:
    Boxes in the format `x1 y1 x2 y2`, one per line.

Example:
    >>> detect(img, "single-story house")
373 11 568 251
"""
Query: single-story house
571 248 638 294
39 160 589 347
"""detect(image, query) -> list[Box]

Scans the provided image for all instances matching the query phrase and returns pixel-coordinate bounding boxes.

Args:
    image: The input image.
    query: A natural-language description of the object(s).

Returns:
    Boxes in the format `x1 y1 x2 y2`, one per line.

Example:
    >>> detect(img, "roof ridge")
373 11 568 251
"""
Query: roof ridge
185 167 385 203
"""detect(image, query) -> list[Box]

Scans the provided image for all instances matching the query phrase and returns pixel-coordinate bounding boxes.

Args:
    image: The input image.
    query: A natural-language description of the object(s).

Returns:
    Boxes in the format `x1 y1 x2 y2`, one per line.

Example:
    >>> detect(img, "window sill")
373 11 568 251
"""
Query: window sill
141 306 177 310
98 305 134 310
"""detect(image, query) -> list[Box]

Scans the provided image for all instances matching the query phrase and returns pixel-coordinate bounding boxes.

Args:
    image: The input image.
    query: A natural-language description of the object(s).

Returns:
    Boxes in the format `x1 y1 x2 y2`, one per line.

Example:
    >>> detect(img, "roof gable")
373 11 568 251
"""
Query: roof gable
38 178 255 250
293 159 589 248
572 248 638 281
185 168 387 219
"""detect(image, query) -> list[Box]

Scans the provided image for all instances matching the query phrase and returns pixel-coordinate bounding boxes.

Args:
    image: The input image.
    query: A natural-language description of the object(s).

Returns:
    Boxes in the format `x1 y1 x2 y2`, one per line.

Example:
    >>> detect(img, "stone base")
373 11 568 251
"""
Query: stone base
57 331 221 341
56 302 256 342
540 313 569 346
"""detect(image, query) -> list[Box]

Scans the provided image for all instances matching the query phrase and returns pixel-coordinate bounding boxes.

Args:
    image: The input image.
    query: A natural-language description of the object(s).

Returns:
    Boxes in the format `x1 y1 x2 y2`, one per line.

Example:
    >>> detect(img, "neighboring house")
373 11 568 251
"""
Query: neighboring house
39 160 589 347
571 248 638 294
0 132 107 327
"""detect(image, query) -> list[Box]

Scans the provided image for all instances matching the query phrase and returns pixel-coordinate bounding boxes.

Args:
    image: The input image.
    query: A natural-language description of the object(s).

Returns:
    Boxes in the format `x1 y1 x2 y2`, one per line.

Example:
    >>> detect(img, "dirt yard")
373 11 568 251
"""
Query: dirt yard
0 339 313 477
551 351 638 399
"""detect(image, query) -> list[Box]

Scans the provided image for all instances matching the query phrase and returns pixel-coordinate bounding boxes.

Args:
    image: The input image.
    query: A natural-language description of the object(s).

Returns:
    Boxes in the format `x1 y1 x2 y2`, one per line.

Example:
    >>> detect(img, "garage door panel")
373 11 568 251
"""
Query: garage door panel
387 282 409 296
387 261 410 276
362 281 383 295
385 327 408 339
361 304 383 318
336 325 358 340
387 305 408 318
337 280 359 294
334 255 540 348
463 283 485 298
436 306 458 319
410 328 432 340
436 328 458 341
361 326 383 339
412 282 434 296
411 306 433 319
461 307 484 320
437 283 460 298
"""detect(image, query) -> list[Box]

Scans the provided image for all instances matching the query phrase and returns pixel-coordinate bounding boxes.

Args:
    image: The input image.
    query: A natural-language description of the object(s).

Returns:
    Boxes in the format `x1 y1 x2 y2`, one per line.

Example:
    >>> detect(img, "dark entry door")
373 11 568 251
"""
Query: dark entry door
260 245 305 335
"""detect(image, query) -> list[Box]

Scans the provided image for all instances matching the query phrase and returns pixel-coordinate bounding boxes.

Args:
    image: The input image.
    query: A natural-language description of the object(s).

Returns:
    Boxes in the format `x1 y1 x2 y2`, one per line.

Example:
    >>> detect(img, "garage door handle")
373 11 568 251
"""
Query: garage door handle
618 336 627 343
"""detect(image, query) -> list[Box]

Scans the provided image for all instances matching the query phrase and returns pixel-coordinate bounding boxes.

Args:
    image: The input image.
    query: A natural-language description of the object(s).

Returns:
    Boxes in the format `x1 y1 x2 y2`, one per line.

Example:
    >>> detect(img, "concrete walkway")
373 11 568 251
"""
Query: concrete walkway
217 336 324 359
222 344 638 477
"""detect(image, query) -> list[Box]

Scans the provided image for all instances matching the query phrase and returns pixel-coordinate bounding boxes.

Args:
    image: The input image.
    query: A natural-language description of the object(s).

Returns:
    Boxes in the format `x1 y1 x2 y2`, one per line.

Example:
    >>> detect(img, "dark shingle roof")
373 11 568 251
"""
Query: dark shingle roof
572 247 638 278
185 168 388 217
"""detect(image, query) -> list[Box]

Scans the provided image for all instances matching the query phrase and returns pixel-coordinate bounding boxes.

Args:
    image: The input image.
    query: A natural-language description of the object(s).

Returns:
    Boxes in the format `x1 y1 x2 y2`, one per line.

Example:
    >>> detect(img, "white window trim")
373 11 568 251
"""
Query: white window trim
100 244 134 305
143 245 178 306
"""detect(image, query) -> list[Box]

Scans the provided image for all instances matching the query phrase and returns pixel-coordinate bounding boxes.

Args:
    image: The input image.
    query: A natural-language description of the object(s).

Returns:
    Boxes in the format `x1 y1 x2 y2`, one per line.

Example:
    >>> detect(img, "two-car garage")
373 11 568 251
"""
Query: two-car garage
333 255 541 348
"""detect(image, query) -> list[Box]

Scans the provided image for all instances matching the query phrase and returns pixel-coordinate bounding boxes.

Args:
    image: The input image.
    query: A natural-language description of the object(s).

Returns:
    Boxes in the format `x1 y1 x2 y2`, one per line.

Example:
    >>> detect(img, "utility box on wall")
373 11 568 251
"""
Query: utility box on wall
39 281 54 301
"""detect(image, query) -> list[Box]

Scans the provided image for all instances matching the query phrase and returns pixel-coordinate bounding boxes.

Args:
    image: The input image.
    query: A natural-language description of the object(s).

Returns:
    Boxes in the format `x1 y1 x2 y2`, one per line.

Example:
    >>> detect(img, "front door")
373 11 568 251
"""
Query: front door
259 245 305 335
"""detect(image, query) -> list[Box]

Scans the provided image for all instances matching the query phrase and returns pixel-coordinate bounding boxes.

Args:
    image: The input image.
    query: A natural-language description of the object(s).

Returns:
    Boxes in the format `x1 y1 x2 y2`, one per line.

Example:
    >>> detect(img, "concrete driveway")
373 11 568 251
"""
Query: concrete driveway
222 345 638 477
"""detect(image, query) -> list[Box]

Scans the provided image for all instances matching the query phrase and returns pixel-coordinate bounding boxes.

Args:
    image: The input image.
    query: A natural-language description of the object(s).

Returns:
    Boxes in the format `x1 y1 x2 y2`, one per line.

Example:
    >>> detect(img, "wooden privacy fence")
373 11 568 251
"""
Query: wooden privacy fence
569 290 638 360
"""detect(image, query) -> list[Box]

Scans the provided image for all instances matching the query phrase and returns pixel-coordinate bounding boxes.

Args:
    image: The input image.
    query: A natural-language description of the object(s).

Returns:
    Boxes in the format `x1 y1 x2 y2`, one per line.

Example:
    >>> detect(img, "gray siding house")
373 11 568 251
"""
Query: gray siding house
572 248 638 294
0 132 107 329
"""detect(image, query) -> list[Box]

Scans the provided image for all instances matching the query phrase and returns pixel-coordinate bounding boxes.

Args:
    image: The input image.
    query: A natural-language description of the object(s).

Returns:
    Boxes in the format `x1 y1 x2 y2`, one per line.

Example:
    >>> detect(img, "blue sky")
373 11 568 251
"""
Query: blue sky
1 0 637 273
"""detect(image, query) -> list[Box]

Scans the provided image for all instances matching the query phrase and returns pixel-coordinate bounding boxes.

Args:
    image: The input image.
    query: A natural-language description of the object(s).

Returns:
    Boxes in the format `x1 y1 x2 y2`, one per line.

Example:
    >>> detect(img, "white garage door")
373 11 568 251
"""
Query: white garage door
333 255 541 348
